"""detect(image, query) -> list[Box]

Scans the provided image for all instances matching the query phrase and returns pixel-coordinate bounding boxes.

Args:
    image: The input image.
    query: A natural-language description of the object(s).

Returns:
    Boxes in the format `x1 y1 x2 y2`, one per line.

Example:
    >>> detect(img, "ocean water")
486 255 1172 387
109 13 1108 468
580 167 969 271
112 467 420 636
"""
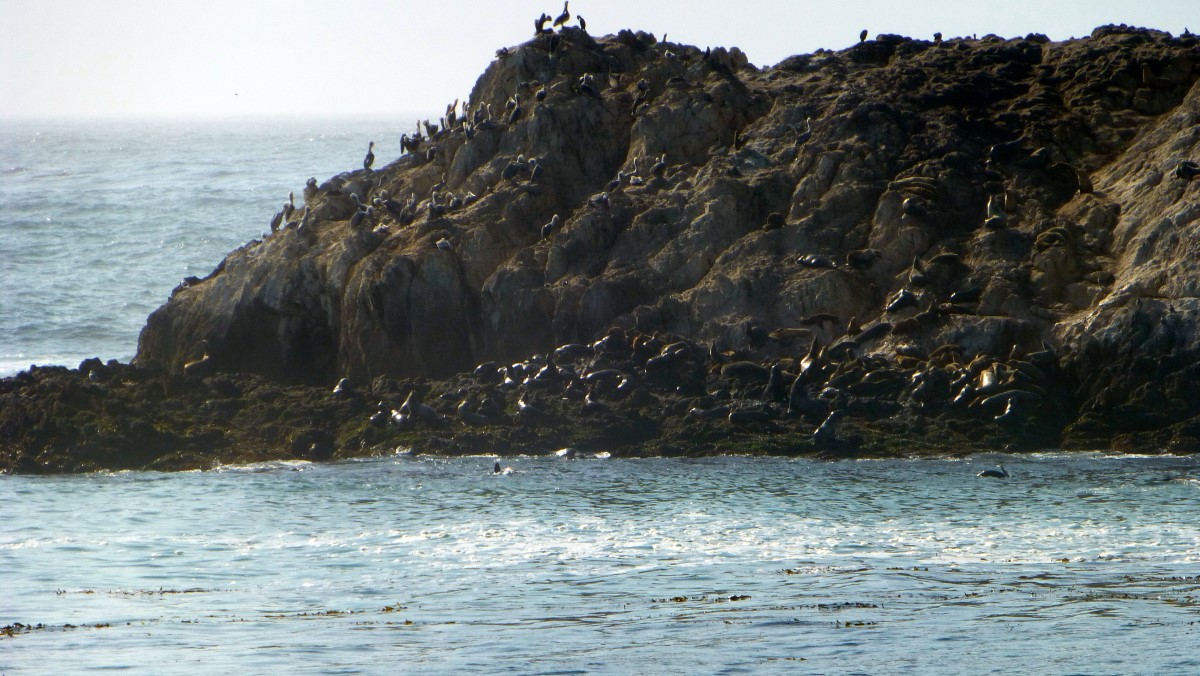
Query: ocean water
0 116 417 377
3 453 1200 674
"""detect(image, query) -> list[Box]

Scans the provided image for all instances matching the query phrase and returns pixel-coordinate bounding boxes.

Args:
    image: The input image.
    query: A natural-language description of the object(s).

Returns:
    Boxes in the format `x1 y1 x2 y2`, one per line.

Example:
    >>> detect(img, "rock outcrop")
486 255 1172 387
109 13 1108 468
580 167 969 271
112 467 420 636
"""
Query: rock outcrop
6 24 1200 472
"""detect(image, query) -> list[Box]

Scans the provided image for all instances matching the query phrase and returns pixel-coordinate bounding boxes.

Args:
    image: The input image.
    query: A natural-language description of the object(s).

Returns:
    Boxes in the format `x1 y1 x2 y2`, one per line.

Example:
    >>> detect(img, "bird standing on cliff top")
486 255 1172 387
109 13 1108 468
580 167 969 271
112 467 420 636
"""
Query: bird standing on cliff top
363 141 375 172
554 1 570 29
860 29 868 43
578 15 586 32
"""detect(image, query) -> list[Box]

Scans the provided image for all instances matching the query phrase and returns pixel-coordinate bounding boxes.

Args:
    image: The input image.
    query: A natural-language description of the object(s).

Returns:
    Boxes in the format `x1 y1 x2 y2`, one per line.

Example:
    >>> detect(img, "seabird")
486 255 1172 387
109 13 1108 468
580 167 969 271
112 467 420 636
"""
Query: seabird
860 29 869 43
363 141 375 172
977 464 1010 479
650 153 667 178
577 14 586 32
553 1 570 29
578 73 596 96
542 213 562 239
269 208 285 233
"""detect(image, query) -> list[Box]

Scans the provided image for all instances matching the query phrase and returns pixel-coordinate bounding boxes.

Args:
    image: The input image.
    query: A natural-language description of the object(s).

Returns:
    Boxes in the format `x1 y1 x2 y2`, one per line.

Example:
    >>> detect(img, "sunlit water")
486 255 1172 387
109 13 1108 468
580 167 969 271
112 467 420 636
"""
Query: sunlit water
4 453 1199 674
0 116 422 377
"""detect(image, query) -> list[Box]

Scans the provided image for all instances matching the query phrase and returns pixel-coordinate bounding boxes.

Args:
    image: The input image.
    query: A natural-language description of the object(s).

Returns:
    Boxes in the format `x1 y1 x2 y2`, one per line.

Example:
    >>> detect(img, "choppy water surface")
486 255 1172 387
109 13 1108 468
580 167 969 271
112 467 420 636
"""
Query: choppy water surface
3 453 1199 674
0 117 417 376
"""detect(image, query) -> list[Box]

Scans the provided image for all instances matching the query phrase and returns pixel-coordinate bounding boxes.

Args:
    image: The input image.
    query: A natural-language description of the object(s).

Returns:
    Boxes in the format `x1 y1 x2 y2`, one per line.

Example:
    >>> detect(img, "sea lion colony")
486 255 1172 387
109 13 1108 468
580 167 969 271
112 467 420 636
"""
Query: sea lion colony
5 19 1200 472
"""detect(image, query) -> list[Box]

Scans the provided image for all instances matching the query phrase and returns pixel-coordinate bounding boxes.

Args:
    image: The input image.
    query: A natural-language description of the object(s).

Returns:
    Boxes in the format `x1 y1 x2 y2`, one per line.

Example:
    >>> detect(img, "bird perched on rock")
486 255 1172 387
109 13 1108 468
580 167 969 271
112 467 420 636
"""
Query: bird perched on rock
577 14 586 32
553 1 570 29
860 29 869 43
650 153 668 179
507 96 523 126
363 141 375 172
542 214 562 239
350 206 373 229
984 193 1008 229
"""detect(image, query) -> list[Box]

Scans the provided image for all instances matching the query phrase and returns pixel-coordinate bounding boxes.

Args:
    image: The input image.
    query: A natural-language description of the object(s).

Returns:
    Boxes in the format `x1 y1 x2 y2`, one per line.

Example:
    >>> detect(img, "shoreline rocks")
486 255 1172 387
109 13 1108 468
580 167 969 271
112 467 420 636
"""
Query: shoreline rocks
7 24 1200 472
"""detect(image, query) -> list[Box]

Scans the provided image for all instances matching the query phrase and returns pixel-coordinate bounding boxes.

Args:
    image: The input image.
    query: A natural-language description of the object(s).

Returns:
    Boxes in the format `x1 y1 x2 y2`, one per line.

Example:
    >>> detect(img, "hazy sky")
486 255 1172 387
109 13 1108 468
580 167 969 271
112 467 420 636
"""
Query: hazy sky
1 0 1194 119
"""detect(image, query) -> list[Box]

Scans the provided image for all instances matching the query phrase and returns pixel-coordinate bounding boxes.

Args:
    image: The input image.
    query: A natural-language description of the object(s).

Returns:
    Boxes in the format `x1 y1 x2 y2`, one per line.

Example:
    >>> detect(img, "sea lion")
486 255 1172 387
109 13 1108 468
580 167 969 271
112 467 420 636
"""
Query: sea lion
761 363 789 402
798 254 837 269
728 408 772 426
182 340 212 378
1174 160 1200 181
813 410 844 444
885 289 918 313
332 377 355 398
846 248 881 270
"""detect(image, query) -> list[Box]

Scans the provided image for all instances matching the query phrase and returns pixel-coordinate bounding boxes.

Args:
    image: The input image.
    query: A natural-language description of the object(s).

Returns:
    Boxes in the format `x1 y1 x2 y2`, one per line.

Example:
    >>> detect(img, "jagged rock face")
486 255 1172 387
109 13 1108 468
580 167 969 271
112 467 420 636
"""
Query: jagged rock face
137 23 1200 426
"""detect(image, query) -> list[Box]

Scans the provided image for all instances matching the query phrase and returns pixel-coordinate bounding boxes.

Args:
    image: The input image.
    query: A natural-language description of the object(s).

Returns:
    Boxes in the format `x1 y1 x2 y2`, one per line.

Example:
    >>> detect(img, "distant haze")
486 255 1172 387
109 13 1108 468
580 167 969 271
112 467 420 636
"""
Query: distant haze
1 0 1194 119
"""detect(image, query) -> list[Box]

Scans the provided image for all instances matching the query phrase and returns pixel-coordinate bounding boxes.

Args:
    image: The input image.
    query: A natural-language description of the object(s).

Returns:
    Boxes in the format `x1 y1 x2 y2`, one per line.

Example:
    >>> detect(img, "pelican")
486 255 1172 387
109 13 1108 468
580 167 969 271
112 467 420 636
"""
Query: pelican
553 1 570 29
542 213 561 239
977 464 1010 479
363 141 375 171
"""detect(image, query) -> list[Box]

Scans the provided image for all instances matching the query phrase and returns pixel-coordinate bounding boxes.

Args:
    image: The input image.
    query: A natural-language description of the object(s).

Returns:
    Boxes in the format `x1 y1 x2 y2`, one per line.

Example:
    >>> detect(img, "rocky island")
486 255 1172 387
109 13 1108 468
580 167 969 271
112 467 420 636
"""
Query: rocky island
4 24 1200 473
